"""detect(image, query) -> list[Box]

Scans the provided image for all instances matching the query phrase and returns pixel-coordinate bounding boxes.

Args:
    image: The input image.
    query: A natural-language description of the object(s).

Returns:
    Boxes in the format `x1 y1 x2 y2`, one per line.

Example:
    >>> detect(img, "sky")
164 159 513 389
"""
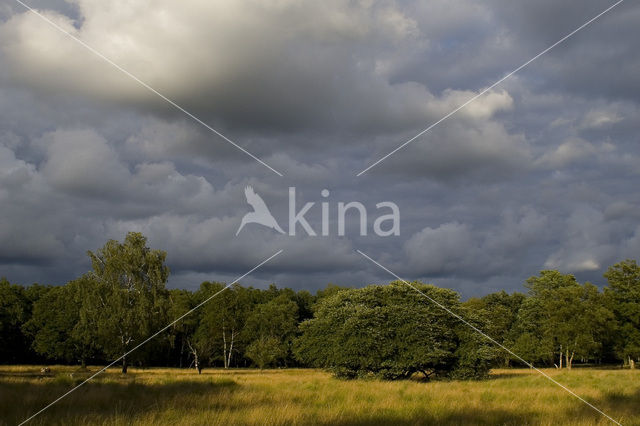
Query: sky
0 0 638 297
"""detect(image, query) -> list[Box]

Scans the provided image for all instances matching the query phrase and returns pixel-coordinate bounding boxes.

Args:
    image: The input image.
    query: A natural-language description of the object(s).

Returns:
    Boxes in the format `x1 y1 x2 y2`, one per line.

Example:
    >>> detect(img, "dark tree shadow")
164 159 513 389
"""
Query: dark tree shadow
0 376 237 426
569 388 640 425
484 372 524 380
318 408 540 425
2 368 639 426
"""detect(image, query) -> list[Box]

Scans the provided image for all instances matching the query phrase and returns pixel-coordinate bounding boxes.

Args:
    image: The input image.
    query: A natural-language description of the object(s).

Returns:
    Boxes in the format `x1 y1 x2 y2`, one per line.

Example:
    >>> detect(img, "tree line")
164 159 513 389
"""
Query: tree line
1 232 639 379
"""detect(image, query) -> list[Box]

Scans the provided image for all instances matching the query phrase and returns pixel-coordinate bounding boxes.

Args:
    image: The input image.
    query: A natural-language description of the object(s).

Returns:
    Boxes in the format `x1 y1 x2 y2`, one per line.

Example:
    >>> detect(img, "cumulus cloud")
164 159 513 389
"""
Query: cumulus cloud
0 0 439 135
402 207 551 281
106 211 361 275
535 138 597 169
41 129 130 197
543 206 625 273
0 145 65 264
404 222 476 276
371 115 532 181
579 109 623 130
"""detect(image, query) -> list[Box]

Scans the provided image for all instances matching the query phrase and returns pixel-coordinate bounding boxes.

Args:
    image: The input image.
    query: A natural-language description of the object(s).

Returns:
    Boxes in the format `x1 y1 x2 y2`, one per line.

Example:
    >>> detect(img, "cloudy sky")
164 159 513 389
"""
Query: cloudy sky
0 0 638 297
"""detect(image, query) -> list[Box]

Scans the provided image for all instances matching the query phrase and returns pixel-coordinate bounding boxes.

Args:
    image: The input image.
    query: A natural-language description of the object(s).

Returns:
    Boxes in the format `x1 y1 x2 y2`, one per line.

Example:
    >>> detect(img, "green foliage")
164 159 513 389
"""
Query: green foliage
295 281 493 380
604 260 640 364
0 278 27 338
315 283 351 300
195 283 255 368
3 239 640 376
245 336 286 369
79 232 170 372
243 295 299 367
512 271 613 368
23 277 96 365
0 278 33 363
450 308 497 379
463 291 525 367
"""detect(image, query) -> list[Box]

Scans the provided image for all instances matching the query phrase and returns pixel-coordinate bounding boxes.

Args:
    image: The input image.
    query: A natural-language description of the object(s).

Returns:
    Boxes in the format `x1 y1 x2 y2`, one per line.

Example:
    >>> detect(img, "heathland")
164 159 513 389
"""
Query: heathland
2 366 638 425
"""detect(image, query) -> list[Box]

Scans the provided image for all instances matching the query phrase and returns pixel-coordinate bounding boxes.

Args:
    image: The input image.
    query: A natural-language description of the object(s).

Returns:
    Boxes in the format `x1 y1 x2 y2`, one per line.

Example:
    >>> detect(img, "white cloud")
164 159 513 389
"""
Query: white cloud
579 109 623 130
543 206 614 273
535 138 596 169
430 89 513 120
403 222 475 275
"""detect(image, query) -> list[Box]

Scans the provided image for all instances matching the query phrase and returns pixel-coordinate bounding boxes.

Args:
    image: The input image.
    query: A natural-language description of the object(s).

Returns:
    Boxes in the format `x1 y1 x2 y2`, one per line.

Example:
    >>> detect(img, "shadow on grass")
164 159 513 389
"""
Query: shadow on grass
568 387 640 425
485 372 524 381
320 408 540 425
0 376 236 426
327 390 640 426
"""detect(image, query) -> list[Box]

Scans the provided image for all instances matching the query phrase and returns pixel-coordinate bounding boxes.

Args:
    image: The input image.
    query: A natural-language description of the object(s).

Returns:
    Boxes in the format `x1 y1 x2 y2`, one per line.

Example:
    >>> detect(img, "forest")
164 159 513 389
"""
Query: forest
1 232 639 380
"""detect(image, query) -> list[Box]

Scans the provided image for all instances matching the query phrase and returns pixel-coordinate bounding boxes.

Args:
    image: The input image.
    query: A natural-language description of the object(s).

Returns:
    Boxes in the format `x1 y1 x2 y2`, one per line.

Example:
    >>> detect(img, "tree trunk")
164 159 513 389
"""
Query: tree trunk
194 352 201 374
565 348 572 370
81 358 86 369
227 330 235 368
122 356 128 374
222 324 228 369
630 356 636 369
558 346 563 369
179 338 185 368
187 340 201 374
569 351 574 370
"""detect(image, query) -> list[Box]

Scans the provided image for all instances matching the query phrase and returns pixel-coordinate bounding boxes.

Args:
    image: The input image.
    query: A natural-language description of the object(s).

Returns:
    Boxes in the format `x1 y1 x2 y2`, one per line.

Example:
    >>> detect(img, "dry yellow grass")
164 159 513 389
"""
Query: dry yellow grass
1 366 638 425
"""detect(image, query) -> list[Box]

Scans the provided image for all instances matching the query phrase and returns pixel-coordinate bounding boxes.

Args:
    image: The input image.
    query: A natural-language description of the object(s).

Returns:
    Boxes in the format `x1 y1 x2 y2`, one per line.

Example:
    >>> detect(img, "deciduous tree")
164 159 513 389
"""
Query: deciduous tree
295 282 493 380
518 271 612 369
244 295 298 368
604 259 640 368
23 276 96 367
79 232 169 373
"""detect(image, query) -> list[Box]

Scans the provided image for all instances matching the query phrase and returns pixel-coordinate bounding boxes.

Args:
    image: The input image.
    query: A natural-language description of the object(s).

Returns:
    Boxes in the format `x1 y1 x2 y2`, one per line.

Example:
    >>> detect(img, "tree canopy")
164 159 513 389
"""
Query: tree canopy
604 260 640 368
1 233 639 377
79 232 170 373
295 282 494 379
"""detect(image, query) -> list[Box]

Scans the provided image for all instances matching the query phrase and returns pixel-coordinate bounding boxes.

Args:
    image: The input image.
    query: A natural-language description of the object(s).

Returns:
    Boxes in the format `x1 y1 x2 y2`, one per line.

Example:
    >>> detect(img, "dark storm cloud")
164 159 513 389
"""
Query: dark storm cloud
488 0 640 101
0 0 638 297
0 0 437 135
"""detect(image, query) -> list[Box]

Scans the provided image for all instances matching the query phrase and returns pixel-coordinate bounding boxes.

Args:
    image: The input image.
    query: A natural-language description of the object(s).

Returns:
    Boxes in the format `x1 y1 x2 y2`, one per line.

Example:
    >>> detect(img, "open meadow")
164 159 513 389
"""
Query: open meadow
1 366 638 425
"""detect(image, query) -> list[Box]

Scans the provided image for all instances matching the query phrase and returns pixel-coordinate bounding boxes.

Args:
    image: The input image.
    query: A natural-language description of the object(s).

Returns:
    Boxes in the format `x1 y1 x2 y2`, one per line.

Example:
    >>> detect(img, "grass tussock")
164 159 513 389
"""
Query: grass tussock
1 366 638 425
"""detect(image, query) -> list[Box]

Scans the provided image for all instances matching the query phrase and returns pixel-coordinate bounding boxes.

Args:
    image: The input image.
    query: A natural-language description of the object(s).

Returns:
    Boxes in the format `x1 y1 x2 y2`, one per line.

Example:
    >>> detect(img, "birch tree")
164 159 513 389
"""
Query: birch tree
243 295 298 368
79 232 169 373
522 271 612 369
197 283 254 368
166 288 205 372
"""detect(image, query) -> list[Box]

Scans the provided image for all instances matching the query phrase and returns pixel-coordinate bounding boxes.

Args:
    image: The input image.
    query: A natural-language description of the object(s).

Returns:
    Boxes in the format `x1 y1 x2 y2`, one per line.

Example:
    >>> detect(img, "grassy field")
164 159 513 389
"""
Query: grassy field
1 366 638 425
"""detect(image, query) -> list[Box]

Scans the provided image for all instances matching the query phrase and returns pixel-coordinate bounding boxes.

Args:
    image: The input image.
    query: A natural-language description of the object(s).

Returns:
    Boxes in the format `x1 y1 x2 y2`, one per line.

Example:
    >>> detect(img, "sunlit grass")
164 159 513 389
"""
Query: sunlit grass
1 366 638 425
